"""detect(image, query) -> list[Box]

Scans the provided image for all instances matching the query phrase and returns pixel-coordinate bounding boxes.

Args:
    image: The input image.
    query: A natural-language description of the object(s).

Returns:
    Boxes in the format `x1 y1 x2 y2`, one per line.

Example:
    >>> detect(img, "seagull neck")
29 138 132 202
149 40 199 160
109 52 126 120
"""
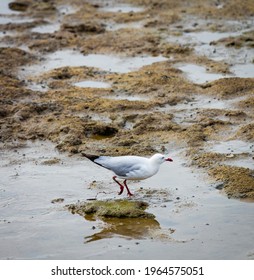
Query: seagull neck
149 156 161 171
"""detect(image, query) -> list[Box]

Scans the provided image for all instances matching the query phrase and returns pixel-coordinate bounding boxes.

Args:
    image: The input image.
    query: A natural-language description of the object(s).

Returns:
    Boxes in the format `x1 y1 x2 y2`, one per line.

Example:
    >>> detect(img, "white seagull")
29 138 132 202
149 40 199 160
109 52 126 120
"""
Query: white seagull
84 153 173 196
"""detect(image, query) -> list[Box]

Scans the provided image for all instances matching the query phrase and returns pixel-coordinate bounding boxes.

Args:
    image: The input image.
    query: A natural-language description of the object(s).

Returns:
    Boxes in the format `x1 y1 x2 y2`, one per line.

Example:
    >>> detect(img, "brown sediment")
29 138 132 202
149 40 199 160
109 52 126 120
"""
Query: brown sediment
211 30 254 49
235 123 254 141
202 78 254 97
209 165 254 199
1 0 254 199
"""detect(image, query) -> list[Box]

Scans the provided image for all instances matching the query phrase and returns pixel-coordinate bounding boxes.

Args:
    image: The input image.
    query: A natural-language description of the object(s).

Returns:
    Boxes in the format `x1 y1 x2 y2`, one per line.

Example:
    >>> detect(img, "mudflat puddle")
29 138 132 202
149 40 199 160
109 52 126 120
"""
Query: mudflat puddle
231 63 254 78
208 140 254 155
0 0 33 25
31 23 61 34
106 21 143 31
21 50 168 79
0 16 34 25
176 62 253 84
207 140 254 169
100 5 144 13
105 94 148 101
73 80 111 89
0 141 254 259
169 19 254 77
30 5 77 34
0 0 20 15
176 63 228 84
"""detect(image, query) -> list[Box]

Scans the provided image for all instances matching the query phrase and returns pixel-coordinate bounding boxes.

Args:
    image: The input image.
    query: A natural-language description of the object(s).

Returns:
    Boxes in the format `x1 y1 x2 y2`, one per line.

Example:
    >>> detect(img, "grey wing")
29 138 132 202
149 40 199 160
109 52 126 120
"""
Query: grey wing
112 163 142 177
94 156 144 177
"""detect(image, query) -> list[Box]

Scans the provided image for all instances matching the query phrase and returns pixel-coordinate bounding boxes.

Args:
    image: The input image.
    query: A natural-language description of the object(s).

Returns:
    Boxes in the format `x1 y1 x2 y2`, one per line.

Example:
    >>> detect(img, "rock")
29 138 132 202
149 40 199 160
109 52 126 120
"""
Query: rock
51 198 64 204
9 2 29 12
67 199 155 219
62 23 105 34
41 158 61 165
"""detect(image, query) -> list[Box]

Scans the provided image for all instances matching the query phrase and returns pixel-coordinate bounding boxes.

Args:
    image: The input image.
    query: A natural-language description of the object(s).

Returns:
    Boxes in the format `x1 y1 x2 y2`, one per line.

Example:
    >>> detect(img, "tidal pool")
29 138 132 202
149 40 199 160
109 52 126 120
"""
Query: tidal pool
21 50 168 79
176 63 228 84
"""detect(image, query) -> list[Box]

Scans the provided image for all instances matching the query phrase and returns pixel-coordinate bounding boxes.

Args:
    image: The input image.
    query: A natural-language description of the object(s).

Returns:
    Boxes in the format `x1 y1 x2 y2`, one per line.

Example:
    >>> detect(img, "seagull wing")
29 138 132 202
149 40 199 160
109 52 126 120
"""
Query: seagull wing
94 155 149 179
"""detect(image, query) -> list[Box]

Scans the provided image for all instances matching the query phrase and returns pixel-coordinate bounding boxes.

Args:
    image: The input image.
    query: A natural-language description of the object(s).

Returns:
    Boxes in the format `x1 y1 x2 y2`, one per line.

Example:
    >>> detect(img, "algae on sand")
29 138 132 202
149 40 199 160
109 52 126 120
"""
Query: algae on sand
67 199 155 219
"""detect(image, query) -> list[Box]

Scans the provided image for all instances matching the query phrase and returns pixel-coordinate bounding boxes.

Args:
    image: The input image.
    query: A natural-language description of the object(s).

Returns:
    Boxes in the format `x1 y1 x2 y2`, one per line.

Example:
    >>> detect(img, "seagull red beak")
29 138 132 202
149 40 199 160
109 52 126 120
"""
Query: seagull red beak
166 157 173 162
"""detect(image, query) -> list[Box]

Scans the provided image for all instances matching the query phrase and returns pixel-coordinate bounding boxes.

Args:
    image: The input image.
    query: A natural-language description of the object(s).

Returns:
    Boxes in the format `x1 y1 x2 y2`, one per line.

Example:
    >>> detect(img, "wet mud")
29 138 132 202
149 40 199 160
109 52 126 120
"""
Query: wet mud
0 0 254 259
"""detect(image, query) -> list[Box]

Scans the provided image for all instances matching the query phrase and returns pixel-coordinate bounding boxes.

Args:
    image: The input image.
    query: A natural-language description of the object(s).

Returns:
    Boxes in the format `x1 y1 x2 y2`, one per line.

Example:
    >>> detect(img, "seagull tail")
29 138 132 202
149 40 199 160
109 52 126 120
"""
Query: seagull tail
82 153 107 169
81 153 100 162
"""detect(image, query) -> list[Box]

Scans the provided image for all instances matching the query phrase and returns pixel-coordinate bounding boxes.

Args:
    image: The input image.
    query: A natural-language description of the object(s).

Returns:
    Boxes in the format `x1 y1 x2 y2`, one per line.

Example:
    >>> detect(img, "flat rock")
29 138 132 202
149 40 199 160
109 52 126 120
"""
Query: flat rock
67 199 155 219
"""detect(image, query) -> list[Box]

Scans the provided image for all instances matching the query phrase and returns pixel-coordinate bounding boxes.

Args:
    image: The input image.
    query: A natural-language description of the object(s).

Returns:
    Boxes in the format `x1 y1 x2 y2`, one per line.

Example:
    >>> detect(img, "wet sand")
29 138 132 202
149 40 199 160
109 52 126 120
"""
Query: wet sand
0 0 254 259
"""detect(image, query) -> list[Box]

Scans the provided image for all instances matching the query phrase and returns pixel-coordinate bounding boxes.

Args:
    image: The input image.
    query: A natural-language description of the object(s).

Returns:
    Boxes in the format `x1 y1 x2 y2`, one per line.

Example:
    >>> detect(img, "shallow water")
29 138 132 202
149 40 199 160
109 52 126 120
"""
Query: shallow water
231 63 254 78
106 21 143 31
31 22 61 34
185 31 239 44
30 4 76 34
0 16 34 25
100 5 144 13
0 0 20 15
176 60 253 84
0 141 254 259
177 95 228 110
21 50 168 79
0 0 34 25
105 94 148 101
169 19 254 76
208 140 254 155
225 157 254 169
207 140 254 169
74 80 111 89
159 95 235 126
1 0 254 261
176 63 229 84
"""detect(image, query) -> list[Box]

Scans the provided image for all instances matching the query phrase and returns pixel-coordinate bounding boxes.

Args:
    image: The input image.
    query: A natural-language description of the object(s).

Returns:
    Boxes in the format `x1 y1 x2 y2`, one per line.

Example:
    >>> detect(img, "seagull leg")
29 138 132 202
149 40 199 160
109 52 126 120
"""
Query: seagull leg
123 180 134 196
113 176 124 195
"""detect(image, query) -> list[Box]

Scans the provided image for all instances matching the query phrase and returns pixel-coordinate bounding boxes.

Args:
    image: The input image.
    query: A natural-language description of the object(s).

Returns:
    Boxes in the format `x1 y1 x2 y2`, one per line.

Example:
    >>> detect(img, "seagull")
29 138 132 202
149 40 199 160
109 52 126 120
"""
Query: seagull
83 153 173 196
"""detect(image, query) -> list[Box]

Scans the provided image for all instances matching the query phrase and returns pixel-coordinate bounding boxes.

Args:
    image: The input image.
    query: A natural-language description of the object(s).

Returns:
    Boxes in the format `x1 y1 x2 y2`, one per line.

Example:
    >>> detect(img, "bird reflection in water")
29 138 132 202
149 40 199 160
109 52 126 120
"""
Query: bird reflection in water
84 215 161 243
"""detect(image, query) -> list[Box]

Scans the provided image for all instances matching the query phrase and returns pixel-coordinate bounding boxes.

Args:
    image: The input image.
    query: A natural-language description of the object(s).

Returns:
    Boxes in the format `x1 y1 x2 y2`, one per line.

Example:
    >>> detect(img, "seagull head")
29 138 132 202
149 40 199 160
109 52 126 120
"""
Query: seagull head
151 153 173 164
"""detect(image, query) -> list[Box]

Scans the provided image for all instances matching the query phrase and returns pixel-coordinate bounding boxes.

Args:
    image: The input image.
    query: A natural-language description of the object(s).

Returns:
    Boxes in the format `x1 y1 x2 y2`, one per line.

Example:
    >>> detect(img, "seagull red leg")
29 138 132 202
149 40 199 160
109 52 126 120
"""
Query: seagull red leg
123 180 134 196
113 176 124 195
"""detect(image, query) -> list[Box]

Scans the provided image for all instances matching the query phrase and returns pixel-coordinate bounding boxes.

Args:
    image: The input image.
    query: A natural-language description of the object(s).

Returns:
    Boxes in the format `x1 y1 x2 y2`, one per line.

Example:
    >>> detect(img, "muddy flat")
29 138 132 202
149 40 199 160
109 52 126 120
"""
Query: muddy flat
0 0 254 259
